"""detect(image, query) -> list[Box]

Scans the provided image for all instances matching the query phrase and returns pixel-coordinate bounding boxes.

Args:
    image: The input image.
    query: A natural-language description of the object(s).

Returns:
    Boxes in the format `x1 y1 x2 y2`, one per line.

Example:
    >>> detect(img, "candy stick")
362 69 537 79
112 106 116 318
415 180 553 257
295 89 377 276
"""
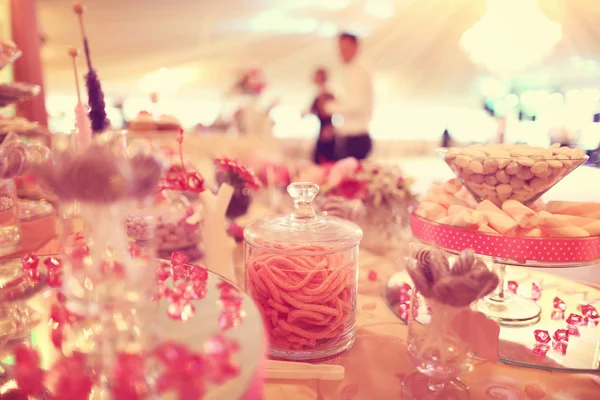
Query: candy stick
442 178 462 194
73 2 107 133
416 202 447 221
551 214 600 236
447 205 470 216
68 46 92 150
542 226 589 238
199 183 235 281
517 227 543 237
502 200 538 229
537 211 571 228
478 224 499 234
476 200 518 236
422 192 467 208
448 209 479 230
546 201 600 218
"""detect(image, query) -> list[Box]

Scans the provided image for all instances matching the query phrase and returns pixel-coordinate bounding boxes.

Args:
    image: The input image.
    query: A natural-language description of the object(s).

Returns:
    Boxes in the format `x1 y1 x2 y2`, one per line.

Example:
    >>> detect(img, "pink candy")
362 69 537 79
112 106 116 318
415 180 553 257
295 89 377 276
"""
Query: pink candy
246 245 356 353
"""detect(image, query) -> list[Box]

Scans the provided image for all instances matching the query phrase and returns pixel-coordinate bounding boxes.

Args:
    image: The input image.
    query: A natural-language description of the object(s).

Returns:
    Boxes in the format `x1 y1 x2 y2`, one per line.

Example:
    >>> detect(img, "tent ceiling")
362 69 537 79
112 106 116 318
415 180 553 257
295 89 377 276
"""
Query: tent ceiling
36 0 600 105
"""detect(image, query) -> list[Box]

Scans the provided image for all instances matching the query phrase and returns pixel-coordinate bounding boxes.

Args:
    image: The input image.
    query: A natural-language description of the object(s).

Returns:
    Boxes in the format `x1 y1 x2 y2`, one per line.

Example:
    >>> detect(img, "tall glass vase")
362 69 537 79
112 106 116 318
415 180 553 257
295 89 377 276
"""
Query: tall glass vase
58 199 157 398
403 289 474 400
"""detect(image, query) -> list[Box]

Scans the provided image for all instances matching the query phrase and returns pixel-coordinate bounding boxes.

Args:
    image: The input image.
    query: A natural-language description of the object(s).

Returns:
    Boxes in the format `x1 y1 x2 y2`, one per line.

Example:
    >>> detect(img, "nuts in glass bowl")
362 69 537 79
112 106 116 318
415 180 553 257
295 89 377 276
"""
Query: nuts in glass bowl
439 143 588 206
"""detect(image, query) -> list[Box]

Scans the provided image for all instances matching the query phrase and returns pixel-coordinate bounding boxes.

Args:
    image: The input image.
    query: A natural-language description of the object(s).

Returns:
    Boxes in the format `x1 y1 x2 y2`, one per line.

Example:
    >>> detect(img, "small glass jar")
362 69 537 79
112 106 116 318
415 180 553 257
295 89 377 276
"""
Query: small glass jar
126 193 203 261
244 182 362 361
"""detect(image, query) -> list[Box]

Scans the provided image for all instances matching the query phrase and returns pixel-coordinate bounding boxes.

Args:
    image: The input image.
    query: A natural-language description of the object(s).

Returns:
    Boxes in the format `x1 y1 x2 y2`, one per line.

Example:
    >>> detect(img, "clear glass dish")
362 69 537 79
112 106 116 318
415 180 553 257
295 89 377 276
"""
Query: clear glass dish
438 146 588 206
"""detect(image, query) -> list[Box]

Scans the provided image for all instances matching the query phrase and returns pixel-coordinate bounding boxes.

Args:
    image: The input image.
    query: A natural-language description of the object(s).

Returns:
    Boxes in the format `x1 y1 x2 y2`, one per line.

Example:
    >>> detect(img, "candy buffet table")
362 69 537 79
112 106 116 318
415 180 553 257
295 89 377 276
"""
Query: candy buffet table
234 203 600 400
13 149 600 398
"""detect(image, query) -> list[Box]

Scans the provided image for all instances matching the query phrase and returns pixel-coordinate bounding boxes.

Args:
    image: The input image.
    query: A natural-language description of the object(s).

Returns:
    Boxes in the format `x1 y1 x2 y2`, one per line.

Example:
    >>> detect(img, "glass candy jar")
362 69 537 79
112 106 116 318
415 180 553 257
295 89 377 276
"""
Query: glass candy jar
244 182 362 361
126 193 203 262
403 289 474 400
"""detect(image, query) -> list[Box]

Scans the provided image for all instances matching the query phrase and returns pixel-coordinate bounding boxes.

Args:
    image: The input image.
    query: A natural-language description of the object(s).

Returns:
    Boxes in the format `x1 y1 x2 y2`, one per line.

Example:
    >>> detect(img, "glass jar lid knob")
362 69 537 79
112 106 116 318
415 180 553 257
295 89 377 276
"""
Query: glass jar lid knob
287 182 318 220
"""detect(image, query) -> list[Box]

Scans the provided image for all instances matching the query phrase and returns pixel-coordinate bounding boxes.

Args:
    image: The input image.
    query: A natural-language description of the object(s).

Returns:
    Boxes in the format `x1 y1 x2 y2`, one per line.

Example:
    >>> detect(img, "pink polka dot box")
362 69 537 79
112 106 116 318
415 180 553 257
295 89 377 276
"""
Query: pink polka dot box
410 213 600 266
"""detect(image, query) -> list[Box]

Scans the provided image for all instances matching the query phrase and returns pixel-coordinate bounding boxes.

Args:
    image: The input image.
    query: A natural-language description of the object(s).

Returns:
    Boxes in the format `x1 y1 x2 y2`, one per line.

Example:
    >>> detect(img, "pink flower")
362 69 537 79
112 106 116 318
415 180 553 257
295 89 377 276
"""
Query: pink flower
333 178 369 200
327 157 360 187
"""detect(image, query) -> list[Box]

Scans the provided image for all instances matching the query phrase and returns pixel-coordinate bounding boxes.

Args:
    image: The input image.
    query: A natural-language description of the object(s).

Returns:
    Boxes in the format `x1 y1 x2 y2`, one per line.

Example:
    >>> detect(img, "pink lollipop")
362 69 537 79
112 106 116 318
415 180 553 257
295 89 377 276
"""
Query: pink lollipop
451 248 475 276
406 260 432 297
432 265 499 307
1 139 28 178
468 265 499 299
427 251 450 281
432 275 482 307
414 248 431 267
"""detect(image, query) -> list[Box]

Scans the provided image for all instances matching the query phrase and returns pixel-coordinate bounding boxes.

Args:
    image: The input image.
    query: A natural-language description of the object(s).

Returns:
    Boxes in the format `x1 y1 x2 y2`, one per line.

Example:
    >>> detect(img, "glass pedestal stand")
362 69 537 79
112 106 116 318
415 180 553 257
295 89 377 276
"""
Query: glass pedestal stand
385 257 600 372
476 262 541 326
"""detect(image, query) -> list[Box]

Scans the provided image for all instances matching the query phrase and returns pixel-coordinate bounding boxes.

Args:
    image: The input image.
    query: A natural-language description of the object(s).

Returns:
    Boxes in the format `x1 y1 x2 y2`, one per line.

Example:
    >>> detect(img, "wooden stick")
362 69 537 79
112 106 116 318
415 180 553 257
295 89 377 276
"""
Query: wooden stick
72 2 87 38
266 360 345 381
68 46 82 104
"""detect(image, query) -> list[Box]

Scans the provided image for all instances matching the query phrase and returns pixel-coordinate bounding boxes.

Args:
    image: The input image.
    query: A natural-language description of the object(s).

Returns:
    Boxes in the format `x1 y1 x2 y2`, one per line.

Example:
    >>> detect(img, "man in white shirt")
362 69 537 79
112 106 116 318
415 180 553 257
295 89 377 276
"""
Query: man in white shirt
325 32 374 160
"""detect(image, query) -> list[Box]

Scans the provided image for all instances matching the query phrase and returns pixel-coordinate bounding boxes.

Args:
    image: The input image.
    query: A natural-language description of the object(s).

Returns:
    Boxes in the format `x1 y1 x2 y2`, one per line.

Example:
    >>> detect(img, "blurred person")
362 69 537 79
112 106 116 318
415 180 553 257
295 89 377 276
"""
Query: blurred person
325 32 373 160
441 128 452 148
309 67 336 164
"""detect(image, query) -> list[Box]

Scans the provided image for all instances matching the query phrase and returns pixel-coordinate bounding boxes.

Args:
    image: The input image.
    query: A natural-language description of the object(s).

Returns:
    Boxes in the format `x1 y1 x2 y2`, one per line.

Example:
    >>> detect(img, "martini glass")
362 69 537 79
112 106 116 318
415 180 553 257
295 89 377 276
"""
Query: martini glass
437 147 588 326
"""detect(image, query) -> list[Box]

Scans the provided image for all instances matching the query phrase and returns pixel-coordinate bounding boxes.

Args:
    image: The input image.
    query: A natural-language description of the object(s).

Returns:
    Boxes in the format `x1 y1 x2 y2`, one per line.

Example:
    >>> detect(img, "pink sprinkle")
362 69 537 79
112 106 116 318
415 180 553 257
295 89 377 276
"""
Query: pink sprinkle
551 310 565 321
367 270 378 281
398 282 412 294
553 296 567 311
532 344 549 357
566 313 584 326
552 340 567 356
566 325 580 337
43 256 61 272
580 304 599 320
552 329 569 343
21 254 39 270
218 312 238 331
531 282 541 301
13 344 45 396
47 271 62 288
533 329 551 344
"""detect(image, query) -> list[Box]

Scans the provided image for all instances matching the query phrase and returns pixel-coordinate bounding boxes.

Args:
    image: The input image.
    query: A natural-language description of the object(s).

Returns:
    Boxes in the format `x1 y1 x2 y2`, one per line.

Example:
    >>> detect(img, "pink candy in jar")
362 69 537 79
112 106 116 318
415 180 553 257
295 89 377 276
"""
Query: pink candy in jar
126 196 203 261
244 182 362 361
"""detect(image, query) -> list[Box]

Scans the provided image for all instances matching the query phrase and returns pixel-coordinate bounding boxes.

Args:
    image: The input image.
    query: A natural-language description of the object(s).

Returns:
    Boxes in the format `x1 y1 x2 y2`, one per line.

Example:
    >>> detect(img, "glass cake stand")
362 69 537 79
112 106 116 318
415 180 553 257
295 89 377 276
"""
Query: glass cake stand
0 255 266 399
385 267 600 372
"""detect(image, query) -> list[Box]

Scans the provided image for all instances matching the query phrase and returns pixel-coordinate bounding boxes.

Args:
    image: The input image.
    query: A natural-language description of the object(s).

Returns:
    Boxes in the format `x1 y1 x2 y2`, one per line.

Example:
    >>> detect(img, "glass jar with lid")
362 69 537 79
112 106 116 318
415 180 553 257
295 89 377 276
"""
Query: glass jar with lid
126 192 203 261
244 182 362 361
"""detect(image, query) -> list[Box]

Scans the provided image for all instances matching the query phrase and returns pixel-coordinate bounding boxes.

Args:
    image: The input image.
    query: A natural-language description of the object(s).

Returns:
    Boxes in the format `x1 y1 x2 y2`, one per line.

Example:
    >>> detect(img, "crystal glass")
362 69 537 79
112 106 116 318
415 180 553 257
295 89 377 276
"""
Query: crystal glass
244 182 362 360
0 179 21 256
438 147 588 206
403 289 474 400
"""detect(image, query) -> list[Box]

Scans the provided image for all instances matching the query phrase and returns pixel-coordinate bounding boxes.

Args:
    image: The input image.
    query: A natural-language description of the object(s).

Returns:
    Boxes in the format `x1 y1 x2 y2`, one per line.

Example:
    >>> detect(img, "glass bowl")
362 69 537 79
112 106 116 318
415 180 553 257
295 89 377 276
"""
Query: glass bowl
438 146 588 206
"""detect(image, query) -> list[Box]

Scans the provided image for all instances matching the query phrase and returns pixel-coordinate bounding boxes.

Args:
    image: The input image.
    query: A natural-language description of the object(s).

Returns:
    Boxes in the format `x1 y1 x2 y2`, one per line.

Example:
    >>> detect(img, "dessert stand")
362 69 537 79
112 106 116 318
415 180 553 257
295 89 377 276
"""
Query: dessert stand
385 147 600 372
409 214 600 326
409 148 592 326
385 267 600 372
0 256 266 399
